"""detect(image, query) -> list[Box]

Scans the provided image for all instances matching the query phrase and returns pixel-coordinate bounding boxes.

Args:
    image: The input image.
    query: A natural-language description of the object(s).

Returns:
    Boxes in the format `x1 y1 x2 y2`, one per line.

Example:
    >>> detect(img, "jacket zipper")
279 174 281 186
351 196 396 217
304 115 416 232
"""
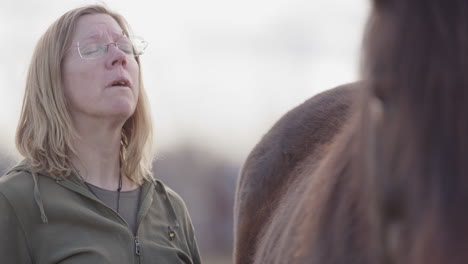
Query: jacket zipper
134 236 142 255
57 180 146 262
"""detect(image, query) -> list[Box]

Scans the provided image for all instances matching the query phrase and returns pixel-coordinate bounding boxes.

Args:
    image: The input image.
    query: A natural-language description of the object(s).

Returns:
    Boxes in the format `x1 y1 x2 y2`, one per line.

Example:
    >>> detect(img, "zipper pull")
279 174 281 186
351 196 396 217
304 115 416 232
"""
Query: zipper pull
134 236 141 256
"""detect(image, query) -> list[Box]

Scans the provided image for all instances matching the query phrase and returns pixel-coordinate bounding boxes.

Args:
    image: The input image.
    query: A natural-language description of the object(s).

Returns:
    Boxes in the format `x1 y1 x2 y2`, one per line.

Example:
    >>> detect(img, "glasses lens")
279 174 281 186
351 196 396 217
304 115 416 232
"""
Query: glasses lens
78 42 106 59
117 40 134 55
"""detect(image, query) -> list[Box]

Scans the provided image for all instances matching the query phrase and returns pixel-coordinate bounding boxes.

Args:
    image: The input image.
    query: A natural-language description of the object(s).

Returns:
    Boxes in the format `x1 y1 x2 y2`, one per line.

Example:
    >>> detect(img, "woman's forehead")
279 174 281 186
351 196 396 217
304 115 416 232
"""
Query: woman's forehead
74 14 124 41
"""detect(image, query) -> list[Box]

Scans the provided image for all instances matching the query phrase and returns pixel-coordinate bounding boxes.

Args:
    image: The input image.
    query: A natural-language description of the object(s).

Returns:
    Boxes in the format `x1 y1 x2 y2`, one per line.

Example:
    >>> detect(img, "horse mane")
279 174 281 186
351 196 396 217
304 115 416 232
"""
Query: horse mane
361 0 468 262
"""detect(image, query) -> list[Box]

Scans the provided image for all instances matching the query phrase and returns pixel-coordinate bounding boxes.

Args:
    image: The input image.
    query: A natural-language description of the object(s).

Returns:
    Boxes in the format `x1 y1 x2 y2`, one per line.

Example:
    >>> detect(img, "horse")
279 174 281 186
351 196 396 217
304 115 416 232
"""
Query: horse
234 0 468 263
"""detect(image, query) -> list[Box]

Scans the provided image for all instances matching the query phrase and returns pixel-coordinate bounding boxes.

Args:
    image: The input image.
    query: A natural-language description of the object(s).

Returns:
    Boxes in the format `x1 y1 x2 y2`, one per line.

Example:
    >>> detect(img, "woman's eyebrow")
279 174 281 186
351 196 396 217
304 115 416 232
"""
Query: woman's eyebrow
81 31 126 42
80 33 102 42
111 31 127 40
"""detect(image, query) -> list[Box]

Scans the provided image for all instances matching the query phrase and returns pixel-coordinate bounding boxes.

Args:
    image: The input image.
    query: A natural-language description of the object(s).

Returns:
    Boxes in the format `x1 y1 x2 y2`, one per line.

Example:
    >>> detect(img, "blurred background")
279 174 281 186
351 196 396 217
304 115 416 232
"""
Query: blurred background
0 0 369 262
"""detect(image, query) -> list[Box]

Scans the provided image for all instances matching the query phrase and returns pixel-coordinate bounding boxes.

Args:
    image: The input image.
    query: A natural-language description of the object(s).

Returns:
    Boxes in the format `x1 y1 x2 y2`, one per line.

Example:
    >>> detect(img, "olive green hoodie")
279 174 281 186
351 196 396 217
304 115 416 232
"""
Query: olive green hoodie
0 161 202 264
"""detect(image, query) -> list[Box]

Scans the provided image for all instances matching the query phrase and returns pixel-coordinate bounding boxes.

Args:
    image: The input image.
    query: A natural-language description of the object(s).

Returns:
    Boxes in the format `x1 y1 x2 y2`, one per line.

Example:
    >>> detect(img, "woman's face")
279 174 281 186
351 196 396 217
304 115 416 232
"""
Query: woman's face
62 14 139 125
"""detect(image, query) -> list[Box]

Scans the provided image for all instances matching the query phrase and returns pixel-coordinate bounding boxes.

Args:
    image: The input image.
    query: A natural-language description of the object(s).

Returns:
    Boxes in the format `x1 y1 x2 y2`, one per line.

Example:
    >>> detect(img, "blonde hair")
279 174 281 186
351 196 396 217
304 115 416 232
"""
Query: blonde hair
16 5 153 184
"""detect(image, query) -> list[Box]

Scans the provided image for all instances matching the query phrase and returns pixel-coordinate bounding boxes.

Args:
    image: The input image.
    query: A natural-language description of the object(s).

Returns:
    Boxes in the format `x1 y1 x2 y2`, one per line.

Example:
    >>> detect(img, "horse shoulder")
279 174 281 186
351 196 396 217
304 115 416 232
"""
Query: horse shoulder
234 82 360 264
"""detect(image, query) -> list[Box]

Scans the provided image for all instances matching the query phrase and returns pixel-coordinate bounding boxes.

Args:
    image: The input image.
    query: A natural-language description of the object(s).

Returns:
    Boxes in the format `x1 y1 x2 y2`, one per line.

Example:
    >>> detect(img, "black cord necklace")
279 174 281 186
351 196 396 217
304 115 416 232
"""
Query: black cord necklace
73 165 123 213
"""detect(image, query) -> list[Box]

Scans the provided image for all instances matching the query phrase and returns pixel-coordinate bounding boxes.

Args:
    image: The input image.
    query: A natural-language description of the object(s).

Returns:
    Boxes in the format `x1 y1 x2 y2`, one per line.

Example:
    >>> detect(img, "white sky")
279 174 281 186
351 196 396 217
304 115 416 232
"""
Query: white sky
0 0 369 163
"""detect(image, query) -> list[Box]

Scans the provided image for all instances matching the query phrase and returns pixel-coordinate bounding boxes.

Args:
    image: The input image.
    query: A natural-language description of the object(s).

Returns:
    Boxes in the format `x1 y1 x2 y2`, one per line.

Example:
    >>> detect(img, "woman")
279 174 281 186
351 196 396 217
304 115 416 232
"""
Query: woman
0 5 201 264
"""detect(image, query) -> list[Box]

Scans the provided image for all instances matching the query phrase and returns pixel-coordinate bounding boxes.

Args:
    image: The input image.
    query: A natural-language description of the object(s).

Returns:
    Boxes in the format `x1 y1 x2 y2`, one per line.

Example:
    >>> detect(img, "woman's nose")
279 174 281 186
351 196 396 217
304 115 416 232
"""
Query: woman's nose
105 43 127 68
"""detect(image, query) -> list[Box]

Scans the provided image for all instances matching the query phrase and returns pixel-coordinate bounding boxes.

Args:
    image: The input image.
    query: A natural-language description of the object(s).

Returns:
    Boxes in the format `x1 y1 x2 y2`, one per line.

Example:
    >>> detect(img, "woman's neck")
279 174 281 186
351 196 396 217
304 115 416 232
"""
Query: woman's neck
70 121 138 191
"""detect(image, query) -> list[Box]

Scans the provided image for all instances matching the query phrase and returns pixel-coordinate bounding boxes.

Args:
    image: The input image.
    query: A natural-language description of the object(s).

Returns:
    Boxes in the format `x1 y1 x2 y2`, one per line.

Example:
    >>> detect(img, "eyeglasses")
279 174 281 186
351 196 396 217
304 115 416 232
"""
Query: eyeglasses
75 36 148 60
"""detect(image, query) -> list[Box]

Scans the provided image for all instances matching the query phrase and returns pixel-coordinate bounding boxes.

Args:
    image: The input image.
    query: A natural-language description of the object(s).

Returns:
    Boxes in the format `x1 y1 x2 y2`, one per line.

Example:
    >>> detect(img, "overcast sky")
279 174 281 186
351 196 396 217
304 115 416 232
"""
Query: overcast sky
0 0 369 163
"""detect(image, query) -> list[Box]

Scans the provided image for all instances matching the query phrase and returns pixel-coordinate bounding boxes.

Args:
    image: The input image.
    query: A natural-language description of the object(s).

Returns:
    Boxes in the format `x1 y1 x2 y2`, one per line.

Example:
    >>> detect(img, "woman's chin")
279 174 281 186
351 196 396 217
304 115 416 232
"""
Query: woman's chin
112 99 136 113
106 103 136 121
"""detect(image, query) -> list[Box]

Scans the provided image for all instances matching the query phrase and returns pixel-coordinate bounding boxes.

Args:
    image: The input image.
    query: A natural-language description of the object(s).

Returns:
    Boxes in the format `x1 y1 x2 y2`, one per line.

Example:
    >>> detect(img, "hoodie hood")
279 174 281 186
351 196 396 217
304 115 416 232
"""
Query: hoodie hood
4 161 49 224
